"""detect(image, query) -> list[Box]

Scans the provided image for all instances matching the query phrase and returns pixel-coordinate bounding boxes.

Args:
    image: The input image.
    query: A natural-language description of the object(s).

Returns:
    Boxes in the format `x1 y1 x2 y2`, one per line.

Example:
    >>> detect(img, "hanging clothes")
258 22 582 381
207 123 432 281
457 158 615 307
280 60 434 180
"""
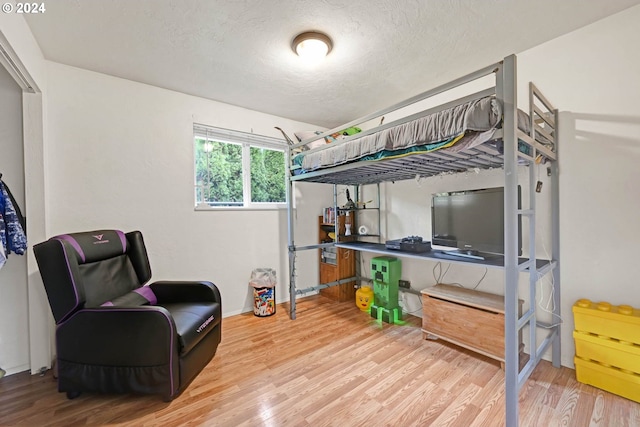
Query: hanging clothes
0 178 27 257
0 231 5 269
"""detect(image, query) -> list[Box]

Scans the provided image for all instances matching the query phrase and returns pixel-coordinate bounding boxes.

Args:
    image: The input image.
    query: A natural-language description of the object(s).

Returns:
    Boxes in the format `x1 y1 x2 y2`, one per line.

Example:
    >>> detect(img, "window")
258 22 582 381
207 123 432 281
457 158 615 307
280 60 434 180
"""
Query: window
194 124 287 208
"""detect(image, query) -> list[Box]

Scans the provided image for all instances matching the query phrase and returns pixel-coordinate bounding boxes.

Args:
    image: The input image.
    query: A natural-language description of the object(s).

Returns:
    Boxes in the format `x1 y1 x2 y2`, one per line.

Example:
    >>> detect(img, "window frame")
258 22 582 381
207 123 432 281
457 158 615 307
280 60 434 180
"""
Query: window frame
193 124 288 210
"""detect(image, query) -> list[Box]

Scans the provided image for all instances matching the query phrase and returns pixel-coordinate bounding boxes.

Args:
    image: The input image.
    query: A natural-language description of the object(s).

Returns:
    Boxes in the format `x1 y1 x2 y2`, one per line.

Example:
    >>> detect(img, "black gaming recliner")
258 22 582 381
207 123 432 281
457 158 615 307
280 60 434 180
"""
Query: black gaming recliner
34 229 221 400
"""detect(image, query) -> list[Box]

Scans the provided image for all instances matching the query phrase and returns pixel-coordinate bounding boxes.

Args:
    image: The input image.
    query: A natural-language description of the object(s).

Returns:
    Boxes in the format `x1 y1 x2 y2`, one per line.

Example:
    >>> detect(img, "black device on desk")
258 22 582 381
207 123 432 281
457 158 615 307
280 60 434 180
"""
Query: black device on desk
385 236 432 253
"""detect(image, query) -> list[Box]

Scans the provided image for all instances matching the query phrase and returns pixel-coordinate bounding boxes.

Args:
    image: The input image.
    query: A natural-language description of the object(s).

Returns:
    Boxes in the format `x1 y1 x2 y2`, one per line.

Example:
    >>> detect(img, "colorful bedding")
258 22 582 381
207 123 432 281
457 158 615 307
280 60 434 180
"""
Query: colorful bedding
292 96 543 174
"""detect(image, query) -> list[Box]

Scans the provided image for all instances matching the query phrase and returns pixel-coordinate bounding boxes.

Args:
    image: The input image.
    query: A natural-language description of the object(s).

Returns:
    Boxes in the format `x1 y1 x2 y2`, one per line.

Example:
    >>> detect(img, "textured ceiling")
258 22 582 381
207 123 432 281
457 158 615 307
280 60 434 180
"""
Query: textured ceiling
24 0 640 128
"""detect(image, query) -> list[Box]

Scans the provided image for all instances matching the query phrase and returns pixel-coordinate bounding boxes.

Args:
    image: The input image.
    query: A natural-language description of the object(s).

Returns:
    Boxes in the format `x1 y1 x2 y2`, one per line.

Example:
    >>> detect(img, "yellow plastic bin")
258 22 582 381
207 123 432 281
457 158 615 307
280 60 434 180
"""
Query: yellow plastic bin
573 299 640 343
572 299 640 403
250 268 276 317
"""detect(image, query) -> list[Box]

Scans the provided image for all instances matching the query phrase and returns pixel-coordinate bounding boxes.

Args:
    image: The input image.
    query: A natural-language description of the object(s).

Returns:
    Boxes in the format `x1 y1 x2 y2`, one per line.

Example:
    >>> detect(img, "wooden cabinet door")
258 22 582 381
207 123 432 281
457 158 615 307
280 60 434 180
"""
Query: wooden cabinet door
320 262 338 284
318 216 357 302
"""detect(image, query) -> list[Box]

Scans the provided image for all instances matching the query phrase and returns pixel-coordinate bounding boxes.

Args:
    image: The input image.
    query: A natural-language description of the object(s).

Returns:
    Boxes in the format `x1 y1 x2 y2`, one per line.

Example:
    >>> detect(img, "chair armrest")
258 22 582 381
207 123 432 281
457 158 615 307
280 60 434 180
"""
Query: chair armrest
150 281 221 304
57 306 178 367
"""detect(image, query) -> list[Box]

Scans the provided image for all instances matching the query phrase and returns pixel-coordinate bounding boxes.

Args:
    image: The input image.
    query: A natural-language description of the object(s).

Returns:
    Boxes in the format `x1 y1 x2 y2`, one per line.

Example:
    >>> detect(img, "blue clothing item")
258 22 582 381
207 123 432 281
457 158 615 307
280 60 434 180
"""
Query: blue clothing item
0 194 6 252
0 213 6 268
0 181 27 255
0 236 5 268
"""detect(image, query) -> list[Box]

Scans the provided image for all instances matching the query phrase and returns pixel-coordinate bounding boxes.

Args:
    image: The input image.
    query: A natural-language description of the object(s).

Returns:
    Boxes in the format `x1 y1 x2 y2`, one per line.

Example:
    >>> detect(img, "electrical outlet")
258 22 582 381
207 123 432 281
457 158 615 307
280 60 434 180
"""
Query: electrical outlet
398 279 410 289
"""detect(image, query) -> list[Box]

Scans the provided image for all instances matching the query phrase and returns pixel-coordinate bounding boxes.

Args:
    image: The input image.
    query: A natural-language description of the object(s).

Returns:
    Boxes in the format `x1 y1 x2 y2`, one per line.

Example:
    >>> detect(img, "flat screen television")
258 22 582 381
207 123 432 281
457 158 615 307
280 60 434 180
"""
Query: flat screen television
431 186 521 260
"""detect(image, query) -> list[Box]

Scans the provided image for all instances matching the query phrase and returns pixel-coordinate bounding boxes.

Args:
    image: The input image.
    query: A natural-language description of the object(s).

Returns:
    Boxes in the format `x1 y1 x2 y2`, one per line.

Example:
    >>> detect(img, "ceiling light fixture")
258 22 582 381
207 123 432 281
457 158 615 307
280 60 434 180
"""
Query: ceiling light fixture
292 31 332 60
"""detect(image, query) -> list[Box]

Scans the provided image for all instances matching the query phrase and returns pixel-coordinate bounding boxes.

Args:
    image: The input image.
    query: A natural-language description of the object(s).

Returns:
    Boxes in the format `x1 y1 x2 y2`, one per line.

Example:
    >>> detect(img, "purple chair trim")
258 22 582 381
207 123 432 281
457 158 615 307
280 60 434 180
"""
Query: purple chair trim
134 286 158 305
115 230 127 253
57 240 81 322
54 234 86 263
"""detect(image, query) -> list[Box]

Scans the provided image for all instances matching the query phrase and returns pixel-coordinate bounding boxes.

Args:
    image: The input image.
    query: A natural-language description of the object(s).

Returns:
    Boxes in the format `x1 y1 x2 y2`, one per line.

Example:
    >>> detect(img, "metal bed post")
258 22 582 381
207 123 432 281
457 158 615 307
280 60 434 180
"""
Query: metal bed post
528 83 561 370
527 139 538 388
551 109 561 368
376 183 381 243
333 184 338 238
286 145 297 319
501 54 520 427
527 83 539 401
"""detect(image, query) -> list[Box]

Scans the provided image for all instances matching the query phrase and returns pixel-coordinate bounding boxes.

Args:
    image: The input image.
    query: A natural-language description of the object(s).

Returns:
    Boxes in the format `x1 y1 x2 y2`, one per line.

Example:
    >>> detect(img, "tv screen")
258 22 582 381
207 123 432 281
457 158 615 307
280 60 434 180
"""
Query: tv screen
431 186 521 259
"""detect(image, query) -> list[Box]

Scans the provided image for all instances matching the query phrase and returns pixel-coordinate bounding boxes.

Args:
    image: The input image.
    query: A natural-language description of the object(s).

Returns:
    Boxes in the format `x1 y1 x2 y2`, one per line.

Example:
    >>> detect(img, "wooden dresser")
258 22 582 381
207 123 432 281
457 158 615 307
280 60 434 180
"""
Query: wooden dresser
421 284 523 366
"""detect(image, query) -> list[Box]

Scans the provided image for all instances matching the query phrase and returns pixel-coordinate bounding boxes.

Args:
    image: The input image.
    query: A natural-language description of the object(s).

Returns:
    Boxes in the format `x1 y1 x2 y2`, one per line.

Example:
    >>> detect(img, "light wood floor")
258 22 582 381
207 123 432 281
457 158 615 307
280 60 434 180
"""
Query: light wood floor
1 295 639 426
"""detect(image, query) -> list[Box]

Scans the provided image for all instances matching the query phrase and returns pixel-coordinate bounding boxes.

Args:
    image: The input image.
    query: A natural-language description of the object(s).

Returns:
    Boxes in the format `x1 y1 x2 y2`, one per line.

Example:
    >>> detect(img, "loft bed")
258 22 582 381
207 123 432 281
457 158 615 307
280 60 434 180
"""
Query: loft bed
284 55 560 426
290 95 554 185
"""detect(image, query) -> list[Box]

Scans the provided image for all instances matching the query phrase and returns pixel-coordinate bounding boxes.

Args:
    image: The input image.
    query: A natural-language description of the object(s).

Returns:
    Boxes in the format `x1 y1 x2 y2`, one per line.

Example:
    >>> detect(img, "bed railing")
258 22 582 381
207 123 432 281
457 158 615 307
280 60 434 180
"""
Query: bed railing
529 82 557 160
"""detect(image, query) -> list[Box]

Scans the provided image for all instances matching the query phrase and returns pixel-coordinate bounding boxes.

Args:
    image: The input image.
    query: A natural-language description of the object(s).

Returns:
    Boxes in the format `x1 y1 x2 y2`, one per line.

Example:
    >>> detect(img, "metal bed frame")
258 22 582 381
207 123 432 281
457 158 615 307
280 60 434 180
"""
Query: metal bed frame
285 54 560 426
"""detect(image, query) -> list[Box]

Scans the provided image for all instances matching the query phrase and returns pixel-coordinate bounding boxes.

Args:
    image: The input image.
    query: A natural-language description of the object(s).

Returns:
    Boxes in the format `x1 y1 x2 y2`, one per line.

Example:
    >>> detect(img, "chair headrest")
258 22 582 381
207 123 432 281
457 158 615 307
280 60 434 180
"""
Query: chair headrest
53 230 127 264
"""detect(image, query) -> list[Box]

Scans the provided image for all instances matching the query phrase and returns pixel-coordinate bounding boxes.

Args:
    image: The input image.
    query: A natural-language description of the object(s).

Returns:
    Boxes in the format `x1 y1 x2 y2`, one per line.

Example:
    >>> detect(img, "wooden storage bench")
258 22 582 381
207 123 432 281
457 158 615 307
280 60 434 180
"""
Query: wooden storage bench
421 284 522 366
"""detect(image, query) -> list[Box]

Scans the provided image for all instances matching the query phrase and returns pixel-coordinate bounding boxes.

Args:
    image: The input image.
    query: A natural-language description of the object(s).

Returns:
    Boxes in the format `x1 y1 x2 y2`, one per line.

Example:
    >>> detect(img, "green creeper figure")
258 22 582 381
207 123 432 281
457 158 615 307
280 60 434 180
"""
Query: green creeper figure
370 256 402 323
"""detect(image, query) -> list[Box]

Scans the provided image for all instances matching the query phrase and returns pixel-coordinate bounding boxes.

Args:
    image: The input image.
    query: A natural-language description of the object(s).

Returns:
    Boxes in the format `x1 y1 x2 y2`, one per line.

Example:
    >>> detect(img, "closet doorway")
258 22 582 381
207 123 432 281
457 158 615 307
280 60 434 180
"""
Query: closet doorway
0 62 29 376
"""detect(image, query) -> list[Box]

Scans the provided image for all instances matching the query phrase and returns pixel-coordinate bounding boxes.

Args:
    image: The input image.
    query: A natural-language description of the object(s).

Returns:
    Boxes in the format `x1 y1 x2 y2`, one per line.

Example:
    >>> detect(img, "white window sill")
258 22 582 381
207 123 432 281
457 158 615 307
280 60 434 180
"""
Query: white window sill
194 204 287 212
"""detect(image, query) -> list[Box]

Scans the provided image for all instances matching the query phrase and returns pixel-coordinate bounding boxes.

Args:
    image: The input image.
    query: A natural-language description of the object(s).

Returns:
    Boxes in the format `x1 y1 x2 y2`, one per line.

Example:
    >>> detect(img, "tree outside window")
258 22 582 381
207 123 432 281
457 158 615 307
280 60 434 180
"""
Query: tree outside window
250 146 285 203
194 126 286 208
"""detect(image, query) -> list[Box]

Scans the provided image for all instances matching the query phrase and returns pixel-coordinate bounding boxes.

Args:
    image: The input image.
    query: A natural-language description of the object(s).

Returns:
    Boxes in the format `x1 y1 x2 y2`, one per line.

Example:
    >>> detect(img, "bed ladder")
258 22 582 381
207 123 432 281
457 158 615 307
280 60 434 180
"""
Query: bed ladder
500 55 561 427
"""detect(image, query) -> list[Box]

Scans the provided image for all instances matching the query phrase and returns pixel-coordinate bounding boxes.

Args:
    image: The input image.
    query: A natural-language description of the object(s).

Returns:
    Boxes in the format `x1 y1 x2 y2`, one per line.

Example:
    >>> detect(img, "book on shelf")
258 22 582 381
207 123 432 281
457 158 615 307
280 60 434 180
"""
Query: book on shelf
323 207 336 224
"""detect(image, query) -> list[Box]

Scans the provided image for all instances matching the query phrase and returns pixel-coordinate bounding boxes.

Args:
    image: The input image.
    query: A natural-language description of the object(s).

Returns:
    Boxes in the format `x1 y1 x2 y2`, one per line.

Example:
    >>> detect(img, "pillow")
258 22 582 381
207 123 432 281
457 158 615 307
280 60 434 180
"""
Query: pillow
295 127 362 149
325 126 362 143
294 130 326 149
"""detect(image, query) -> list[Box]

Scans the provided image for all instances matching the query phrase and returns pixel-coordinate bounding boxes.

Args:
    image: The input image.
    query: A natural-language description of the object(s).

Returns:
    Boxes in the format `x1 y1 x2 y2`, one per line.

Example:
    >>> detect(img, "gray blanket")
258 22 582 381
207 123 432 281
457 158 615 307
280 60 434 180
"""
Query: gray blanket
298 96 538 171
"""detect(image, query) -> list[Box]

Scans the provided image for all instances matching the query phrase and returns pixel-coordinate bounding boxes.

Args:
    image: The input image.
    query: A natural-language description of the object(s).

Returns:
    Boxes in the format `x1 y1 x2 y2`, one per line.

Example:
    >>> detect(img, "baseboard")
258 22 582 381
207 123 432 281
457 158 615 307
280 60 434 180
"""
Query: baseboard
1 363 30 377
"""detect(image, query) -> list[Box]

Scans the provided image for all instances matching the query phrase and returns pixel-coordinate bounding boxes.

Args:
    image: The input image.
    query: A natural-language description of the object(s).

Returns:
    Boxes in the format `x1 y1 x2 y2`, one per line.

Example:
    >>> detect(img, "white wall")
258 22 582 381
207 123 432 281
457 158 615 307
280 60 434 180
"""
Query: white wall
376 5 640 367
44 61 331 317
0 63 29 375
517 5 640 367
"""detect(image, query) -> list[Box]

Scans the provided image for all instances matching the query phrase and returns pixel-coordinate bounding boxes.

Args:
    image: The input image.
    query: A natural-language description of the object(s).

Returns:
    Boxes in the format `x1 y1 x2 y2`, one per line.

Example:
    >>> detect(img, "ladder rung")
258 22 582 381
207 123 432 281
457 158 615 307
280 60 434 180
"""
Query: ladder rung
517 309 535 331
518 259 534 272
517 209 534 216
